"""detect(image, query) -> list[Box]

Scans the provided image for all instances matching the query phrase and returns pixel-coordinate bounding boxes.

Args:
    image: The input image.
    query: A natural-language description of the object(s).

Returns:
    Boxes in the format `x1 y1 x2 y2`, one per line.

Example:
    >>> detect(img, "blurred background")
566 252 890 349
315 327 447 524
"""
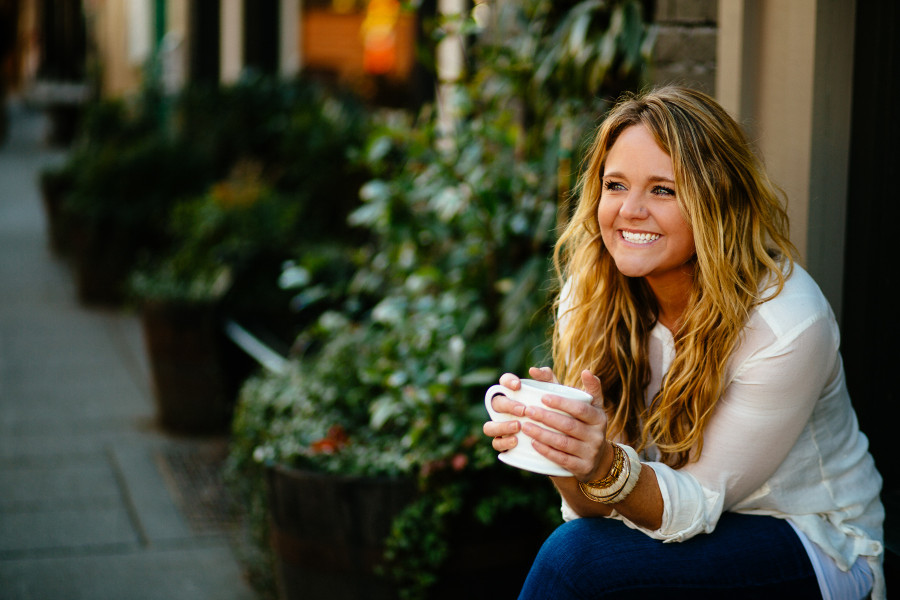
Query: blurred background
0 1 896 599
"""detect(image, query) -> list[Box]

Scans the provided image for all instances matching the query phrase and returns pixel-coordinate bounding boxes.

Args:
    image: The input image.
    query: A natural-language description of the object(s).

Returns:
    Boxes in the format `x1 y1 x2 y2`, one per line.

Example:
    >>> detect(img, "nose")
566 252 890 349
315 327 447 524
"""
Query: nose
619 191 647 219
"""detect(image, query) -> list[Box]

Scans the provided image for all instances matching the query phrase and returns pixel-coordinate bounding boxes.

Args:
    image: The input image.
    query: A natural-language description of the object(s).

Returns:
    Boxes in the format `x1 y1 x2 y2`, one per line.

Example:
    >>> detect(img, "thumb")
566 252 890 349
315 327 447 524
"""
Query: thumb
581 370 604 400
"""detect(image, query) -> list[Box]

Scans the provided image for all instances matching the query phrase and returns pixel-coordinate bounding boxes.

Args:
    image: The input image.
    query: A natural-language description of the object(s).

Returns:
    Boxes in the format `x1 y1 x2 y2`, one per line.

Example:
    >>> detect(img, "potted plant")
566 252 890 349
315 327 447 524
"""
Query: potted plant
128 161 306 434
38 160 77 257
57 89 213 306
165 75 371 339
230 306 562 598
38 94 164 260
227 2 655 598
125 76 372 434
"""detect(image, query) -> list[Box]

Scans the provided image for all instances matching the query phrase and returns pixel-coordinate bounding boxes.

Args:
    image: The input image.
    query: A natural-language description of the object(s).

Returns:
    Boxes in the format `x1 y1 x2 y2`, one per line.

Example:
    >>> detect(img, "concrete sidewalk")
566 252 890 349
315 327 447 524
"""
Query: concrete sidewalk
0 102 258 600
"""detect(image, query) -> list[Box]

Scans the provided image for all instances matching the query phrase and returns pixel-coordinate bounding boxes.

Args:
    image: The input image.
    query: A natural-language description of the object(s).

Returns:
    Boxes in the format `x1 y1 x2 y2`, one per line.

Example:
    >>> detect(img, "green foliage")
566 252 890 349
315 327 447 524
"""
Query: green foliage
174 75 371 237
58 90 213 273
227 1 656 598
128 161 301 305
379 483 462 599
66 134 211 228
123 77 371 333
233 0 656 473
57 73 371 315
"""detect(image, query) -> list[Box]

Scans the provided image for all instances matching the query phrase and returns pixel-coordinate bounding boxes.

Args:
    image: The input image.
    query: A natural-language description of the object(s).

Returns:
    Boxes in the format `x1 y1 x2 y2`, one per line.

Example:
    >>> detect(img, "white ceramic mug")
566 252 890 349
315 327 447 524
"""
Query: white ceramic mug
484 379 593 476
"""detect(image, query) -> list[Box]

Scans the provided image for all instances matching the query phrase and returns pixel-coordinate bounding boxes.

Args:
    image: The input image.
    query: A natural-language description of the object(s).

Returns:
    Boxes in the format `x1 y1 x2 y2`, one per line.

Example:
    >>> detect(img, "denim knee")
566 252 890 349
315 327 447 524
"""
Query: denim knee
520 518 623 598
518 513 821 600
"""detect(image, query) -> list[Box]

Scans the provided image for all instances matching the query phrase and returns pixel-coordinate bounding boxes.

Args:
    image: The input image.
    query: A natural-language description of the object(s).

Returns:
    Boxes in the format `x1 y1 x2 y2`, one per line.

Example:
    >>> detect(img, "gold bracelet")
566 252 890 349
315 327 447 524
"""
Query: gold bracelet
586 443 625 488
579 456 630 502
578 443 626 501
578 444 642 505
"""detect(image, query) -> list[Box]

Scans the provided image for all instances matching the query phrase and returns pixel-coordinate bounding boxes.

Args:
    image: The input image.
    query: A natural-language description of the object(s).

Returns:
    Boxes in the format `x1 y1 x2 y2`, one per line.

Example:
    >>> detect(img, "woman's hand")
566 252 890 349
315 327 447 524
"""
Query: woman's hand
524 370 614 482
482 367 558 452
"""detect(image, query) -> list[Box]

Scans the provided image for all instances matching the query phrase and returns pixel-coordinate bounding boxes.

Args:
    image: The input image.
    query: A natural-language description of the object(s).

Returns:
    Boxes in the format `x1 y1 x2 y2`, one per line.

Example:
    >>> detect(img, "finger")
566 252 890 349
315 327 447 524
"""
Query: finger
581 370 604 401
528 366 558 383
492 435 518 452
523 404 596 442
530 438 591 479
523 422 592 466
489 394 526 417
533 394 604 426
483 419 521 438
498 372 522 390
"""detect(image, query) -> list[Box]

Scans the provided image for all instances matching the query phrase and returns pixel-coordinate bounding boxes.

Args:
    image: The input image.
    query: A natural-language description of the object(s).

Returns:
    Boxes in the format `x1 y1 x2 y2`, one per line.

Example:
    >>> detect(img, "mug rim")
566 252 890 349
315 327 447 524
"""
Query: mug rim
519 378 592 400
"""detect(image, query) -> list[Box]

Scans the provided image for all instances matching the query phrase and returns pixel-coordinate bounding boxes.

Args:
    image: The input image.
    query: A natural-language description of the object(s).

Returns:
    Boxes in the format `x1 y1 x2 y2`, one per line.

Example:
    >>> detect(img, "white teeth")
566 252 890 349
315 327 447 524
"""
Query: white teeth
621 231 660 244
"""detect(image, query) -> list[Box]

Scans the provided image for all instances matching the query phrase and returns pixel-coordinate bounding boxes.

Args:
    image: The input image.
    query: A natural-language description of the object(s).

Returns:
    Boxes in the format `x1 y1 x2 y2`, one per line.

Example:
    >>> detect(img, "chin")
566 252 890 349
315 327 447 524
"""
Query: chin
612 262 651 279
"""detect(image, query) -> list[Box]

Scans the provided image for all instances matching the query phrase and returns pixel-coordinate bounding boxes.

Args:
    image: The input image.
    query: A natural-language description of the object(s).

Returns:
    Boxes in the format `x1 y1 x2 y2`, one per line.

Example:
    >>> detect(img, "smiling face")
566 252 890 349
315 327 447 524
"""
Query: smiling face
597 124 696 294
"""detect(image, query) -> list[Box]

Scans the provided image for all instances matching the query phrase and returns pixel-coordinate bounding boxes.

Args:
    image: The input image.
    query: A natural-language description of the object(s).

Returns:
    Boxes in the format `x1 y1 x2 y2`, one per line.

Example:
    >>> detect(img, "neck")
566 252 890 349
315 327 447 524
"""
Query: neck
646 270 693 332
656 298 688 331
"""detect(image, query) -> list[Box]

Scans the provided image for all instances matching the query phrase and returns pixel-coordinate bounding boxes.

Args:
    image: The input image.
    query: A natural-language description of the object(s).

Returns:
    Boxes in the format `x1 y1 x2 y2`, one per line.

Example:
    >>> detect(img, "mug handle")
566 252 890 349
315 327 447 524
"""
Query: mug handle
484 384 514 421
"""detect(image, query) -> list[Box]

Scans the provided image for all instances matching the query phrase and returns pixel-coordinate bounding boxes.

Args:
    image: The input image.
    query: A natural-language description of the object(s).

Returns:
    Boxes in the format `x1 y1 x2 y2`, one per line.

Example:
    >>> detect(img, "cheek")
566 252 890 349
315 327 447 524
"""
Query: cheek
668 219 696 258
658 205 692 241
596 197 617 235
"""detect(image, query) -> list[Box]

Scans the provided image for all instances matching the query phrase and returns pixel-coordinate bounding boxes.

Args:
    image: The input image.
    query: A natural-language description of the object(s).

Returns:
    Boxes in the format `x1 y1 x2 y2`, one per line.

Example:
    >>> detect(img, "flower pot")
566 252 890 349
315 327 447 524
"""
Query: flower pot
39 170 74 257
68 219 136 306
140 301 250 434
265 464 416 600
265 464 551 600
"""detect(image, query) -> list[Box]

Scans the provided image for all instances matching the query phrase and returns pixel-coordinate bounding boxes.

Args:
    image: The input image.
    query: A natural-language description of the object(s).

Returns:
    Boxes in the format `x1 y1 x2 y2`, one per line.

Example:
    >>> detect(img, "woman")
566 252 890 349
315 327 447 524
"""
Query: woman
484 86 884 599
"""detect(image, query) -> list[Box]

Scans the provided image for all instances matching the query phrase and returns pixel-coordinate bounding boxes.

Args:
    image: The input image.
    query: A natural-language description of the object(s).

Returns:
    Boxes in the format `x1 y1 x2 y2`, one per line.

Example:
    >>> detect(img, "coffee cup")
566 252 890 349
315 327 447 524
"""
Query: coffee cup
484 379 593 476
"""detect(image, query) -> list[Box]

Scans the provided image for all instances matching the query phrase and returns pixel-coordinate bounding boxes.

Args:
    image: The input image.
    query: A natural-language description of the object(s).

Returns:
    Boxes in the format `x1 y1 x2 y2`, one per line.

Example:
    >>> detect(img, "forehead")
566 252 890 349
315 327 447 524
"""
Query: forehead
604 124 673 177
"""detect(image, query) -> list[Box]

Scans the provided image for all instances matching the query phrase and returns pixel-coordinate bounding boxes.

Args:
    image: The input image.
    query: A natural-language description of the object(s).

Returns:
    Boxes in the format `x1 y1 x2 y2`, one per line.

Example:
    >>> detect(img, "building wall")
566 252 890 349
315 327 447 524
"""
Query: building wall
651 0 855 321
717 0 855 319
651 0 718 94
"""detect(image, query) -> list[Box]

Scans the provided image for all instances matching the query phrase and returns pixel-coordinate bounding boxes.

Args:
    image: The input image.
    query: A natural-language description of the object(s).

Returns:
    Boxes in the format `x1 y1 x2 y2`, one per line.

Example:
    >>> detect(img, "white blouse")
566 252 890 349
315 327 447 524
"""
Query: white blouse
559 266 885 599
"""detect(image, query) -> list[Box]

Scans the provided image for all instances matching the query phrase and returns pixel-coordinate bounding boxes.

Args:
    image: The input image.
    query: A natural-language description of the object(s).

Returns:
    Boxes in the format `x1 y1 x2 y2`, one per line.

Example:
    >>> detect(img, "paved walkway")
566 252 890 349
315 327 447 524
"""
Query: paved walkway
0 101 258 600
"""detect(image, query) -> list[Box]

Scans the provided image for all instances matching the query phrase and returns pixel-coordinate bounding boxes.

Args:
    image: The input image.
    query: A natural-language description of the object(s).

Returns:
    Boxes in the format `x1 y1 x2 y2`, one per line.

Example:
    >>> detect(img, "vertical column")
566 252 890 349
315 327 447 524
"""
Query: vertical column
436 0 465 145
716 0 759 121
161 0 189 94
154 0 166 46
220 0 243 83
279 0 301 78
127 0 153 65
805 0 855 320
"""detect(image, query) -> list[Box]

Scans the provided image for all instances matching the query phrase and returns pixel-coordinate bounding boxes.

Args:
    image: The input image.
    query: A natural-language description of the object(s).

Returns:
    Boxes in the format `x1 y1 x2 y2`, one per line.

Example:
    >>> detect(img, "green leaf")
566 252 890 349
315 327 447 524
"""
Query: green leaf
459 369 498 386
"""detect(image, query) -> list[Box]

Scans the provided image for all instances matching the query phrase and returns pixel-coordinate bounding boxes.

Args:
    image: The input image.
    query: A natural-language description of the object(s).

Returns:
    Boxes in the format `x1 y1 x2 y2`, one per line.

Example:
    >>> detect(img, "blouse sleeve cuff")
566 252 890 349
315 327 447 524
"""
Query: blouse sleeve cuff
612 463 724 542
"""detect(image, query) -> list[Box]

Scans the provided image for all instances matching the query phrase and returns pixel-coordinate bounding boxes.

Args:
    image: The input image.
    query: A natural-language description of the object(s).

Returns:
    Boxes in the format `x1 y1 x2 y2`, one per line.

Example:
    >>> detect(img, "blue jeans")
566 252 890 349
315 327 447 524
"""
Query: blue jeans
518 512 822 599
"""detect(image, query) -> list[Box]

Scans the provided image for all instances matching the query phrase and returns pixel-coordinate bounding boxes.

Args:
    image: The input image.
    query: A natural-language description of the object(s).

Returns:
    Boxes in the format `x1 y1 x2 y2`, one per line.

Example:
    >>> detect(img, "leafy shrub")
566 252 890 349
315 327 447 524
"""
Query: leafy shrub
228 1 656 598
125 77 371 342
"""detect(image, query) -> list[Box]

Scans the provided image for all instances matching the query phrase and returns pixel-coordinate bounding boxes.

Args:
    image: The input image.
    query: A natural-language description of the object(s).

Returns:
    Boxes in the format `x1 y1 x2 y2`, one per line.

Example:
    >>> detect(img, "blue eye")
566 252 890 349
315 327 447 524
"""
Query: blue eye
653 185 676 197
603 180 625 192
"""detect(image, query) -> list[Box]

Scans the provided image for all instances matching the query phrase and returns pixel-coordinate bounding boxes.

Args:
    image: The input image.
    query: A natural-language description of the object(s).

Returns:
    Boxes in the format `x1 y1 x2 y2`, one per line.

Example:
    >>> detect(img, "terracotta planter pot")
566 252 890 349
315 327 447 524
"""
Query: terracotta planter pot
140 301 251 434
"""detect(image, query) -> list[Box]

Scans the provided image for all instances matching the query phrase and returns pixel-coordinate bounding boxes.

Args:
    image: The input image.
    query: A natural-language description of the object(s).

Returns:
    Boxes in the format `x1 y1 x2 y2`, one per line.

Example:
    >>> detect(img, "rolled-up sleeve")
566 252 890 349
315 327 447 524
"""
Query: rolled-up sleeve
613 463 723 541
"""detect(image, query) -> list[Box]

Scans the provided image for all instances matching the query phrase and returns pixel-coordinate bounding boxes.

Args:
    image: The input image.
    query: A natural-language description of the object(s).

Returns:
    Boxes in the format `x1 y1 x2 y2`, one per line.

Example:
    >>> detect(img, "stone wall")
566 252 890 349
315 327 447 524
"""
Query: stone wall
650 0 718 94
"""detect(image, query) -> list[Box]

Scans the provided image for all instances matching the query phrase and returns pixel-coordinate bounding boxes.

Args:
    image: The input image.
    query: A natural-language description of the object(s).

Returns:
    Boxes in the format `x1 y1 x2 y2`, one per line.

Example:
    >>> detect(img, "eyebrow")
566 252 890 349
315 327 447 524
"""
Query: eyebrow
603 171 676 184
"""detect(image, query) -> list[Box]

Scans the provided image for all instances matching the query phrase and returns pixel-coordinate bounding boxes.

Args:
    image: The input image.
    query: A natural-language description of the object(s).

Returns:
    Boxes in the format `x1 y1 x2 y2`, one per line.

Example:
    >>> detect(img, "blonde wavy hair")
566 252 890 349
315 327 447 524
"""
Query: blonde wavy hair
552 86 796 468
